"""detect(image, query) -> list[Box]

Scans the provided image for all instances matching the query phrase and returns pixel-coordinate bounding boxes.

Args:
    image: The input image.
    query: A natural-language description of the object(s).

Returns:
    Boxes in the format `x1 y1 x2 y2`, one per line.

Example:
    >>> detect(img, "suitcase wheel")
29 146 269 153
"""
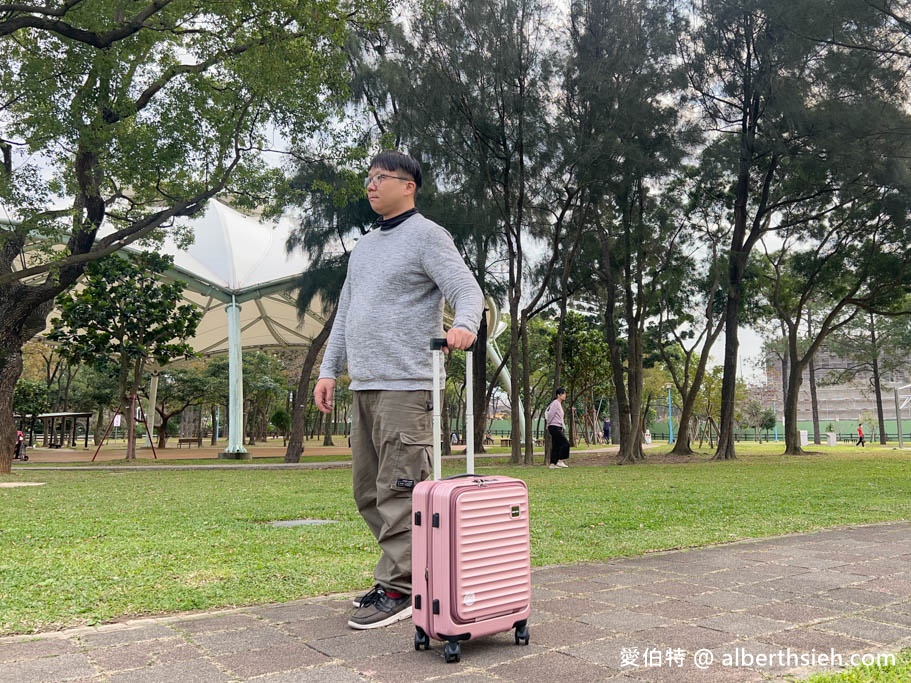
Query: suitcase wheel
443 641 461 663
515 624 530 645
414 627 430 651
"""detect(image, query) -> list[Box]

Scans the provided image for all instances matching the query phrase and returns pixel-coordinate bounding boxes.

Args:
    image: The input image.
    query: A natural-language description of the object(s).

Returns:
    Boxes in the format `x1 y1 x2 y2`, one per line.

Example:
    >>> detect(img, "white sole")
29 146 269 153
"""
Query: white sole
347 605 412 630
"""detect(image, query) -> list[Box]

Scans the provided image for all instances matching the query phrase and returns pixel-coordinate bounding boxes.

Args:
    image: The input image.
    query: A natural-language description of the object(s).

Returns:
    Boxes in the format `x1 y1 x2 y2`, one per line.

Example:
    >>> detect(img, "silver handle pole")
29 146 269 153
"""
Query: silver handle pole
432 347 442 480
465 349 474 474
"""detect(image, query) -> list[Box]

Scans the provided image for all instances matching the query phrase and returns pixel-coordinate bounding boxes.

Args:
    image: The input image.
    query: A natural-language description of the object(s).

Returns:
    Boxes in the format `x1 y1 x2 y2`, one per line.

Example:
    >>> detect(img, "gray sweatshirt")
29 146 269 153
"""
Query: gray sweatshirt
318 213 484 391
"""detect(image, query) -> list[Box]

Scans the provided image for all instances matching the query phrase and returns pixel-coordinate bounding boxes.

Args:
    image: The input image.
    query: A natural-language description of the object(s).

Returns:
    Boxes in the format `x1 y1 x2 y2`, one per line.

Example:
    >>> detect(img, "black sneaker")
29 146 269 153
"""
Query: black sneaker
352 584 381 608
347 586 412 630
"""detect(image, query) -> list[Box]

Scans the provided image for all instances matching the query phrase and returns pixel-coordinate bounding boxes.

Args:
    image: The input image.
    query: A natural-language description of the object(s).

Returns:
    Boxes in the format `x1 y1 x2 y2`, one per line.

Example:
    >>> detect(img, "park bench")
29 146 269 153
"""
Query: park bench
176 437 198 448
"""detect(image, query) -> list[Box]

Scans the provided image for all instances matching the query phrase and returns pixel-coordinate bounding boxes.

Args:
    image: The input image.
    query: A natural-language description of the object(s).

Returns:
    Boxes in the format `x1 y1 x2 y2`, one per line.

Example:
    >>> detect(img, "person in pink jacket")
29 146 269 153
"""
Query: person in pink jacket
545 388 570 468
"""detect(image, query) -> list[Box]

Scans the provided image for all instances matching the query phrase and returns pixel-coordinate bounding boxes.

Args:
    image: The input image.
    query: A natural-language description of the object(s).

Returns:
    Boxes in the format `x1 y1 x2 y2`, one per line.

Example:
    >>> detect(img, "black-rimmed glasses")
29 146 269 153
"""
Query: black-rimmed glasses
364 173 412 188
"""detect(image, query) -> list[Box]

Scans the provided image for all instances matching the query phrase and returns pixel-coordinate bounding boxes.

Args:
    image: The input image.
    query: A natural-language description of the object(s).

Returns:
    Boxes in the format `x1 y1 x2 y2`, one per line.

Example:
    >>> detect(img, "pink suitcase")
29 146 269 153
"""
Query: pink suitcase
411 339 531 663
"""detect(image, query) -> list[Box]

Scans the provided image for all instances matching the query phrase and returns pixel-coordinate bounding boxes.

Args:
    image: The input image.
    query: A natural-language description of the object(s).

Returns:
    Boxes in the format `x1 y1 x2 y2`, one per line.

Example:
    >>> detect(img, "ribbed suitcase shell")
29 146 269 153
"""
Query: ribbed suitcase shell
413 340 530 661
412 476 531 642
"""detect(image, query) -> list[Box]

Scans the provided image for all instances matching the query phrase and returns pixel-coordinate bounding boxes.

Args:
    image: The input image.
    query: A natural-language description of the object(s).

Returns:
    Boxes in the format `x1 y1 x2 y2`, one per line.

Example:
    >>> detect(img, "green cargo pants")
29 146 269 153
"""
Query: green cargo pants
350 390 433 595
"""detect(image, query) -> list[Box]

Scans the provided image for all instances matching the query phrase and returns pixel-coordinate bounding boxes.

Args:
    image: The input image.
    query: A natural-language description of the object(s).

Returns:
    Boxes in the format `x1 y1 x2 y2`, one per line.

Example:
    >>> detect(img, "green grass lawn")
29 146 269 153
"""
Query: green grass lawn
801 648 911 682
1 446 910 635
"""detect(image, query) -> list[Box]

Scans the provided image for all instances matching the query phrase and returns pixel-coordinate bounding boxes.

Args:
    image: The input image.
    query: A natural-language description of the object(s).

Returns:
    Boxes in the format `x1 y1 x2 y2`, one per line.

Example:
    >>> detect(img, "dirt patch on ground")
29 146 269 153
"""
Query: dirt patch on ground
0 482 46 488
561 451 713 467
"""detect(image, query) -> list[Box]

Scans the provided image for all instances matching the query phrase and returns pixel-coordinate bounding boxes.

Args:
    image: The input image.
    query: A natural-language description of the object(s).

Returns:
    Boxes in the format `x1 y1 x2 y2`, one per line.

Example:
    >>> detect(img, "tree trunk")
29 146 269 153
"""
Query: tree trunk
714 284 741 461
809 355 821 444
284 308 335 463
0 293 58 473
158 414 170 448
0 346 24 475
442 364 452 456
322 410 334 446
473 307 489 455
670 345 717 457
872 356 887 445
783 338 806 455
93 409 105 446
672 404 694 455
508 295 522 465
124 358 143 461
870 316 887 445
521 316 534 465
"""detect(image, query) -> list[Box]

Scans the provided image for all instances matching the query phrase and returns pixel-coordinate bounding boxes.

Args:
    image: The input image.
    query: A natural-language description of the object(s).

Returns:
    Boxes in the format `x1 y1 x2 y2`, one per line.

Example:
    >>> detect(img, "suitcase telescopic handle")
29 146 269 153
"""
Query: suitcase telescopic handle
430 338 478 353
430 337 475 479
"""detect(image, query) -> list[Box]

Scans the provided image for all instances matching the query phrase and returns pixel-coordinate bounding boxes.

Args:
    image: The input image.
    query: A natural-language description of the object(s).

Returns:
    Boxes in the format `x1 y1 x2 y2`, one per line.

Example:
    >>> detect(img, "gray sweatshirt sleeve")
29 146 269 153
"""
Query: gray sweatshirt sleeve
419 229 484 334
317 275 351 380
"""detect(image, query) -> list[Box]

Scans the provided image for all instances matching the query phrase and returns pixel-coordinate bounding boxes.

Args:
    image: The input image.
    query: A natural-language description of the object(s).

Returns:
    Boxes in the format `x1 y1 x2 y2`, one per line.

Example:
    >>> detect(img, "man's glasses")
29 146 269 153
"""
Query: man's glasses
364 173 412 188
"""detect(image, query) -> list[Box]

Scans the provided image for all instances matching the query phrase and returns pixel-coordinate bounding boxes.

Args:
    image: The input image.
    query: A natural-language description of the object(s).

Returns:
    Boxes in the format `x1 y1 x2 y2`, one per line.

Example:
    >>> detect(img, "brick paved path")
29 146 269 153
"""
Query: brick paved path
2 522 910 682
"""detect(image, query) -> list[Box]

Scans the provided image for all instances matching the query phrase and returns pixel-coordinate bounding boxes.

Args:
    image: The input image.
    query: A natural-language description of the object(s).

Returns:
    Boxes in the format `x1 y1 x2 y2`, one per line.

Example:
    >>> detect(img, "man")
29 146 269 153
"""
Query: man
856 423 866 447
314 151 484 630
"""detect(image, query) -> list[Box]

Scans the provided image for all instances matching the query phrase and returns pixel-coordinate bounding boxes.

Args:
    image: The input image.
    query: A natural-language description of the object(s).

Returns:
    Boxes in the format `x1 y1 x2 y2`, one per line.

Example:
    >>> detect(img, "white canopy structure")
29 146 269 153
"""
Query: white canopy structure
131 200 328 456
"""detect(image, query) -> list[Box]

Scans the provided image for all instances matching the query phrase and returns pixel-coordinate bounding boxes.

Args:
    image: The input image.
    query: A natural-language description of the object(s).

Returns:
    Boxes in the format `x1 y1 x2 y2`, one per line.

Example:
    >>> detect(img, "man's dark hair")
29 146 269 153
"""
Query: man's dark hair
555 387 566 397
369 150 423 190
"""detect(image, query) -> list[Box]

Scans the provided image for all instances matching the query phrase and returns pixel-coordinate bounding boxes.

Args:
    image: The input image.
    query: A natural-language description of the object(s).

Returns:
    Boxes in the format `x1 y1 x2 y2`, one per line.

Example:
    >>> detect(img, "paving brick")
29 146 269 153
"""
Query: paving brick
216 642 332 678
86 638 194 673
814 617 911 646
276 614 354 641
188 625 300 655
105 658 232 683
687 590 776 610
630 599 722 621
246 601 340 624
0 637 78 663
534 596 612 617
253 664 372 682
750 601 840 624
639 580 715 599
76 624 179 648
171 613 262 634
591 588 668 608
488 650 619 682
0 652 95 683
821 587 901 607
579 609 669 633
761 627 874 652
862 608 911 628
523 617 613 650
695 612 789 638
631 623 739 650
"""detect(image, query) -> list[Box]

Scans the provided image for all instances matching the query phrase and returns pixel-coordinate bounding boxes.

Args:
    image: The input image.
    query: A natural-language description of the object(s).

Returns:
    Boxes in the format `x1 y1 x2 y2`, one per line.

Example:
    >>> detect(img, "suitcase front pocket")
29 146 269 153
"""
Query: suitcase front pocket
450 484 531 623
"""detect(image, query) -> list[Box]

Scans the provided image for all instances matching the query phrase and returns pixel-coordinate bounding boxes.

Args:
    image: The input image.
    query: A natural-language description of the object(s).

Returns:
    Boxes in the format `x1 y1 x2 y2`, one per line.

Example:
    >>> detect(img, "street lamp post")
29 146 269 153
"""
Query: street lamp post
666 384 674 444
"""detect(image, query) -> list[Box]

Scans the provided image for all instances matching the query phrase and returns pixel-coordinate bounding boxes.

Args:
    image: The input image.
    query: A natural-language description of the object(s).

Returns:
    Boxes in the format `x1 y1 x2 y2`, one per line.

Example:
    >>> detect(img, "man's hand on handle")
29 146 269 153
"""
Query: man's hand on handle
314 378 336 414
445 327 477 352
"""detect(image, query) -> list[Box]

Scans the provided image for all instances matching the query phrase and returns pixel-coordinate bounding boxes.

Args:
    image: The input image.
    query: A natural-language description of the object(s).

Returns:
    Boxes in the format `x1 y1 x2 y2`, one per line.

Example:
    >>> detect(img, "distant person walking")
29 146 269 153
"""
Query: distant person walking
603 418 611 444
546 388 570 468
856 423 866 447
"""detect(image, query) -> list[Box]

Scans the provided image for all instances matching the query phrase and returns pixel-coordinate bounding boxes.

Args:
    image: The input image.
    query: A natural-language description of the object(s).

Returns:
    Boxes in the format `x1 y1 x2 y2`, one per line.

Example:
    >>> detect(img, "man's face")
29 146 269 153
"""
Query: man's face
365 165 415 218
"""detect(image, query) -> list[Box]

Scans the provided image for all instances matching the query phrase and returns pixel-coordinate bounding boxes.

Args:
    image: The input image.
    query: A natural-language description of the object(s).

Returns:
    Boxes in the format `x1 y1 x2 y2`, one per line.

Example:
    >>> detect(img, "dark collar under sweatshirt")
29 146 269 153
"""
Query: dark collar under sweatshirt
375 208 418 231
